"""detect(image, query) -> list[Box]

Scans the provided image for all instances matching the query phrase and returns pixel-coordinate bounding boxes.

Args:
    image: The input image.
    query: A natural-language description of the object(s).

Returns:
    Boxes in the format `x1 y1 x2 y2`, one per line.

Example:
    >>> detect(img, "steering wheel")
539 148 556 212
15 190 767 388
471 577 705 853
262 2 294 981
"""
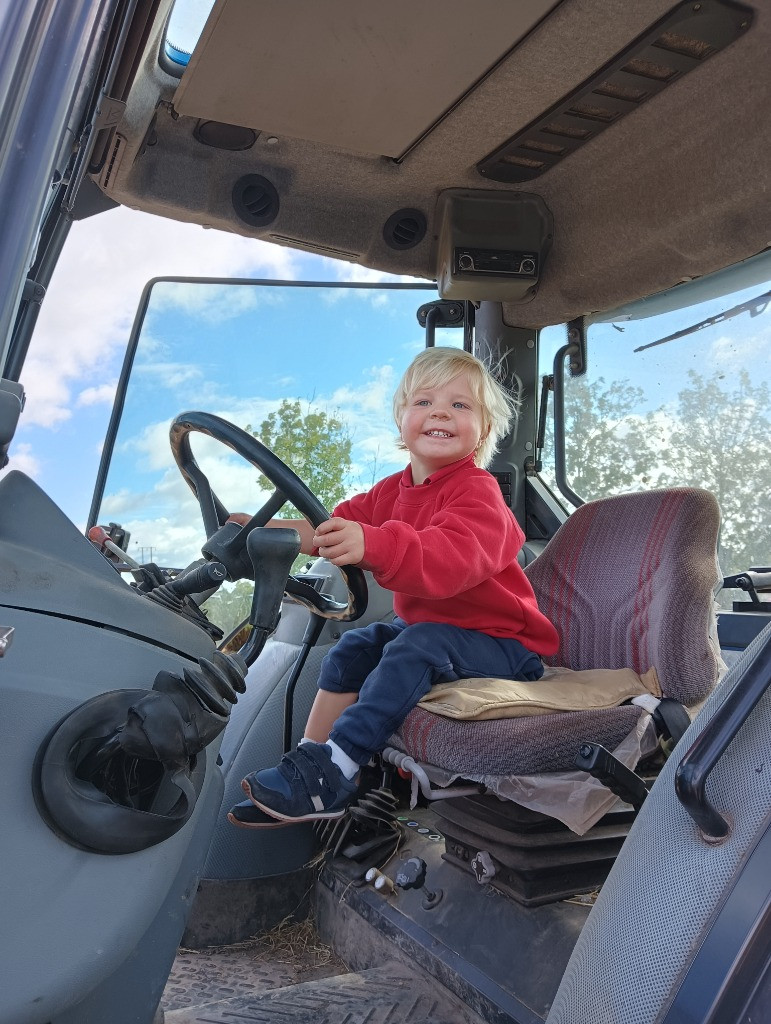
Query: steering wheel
169 411 367 621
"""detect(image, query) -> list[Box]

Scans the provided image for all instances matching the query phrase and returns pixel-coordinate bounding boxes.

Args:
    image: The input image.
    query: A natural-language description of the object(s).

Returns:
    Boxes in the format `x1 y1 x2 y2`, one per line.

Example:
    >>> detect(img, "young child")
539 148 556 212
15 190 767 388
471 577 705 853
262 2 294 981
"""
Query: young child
231 347 559 827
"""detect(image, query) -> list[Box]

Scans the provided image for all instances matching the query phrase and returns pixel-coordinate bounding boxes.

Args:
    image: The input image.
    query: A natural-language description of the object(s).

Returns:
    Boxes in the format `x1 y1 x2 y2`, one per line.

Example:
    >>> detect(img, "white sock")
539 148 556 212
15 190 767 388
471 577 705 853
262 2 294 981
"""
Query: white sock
324 739 360 780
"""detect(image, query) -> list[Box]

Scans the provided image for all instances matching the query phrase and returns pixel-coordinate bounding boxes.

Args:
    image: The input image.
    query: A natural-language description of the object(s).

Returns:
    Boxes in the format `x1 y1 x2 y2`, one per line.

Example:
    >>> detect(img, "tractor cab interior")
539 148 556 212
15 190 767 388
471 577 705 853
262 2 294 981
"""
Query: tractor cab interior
1 2 770 1024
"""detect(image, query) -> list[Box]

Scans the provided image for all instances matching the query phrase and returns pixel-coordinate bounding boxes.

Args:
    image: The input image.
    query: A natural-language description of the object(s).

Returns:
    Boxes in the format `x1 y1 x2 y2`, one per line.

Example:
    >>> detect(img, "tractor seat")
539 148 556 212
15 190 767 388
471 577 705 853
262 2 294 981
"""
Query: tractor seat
384 488 723 899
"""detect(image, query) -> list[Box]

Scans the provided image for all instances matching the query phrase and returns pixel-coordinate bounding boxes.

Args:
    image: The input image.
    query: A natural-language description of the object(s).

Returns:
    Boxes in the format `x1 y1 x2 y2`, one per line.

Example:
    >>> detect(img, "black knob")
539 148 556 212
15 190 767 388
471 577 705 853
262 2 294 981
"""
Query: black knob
395 856 427 890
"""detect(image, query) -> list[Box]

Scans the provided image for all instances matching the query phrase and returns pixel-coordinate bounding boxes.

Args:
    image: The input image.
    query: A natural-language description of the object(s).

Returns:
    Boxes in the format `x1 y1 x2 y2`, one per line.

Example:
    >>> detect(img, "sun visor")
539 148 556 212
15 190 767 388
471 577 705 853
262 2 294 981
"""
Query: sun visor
173 0 558 158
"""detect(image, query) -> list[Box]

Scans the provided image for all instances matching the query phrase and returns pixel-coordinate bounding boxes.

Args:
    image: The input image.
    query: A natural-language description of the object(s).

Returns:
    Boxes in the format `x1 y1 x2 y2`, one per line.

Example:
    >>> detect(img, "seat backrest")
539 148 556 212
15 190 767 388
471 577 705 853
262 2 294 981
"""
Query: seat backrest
524 488 722 706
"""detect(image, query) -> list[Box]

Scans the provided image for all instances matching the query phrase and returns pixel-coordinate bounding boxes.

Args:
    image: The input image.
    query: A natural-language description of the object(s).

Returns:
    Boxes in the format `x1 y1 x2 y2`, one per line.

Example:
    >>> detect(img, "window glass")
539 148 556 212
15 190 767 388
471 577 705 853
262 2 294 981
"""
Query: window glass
164 0 215 67
93 281 445 635
538 281 770 587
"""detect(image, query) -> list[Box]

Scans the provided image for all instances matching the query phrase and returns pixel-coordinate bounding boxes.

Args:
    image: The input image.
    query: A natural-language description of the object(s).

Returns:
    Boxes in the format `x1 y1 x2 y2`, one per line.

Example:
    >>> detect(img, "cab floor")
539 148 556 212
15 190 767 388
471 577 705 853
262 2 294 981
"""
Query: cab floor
161 924 347 1014
163 959 485 1024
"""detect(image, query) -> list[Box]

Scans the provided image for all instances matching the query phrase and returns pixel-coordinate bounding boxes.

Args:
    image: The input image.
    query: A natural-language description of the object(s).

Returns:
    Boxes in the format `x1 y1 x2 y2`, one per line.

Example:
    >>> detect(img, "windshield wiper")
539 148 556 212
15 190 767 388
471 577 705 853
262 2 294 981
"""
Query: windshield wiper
633 289 770 353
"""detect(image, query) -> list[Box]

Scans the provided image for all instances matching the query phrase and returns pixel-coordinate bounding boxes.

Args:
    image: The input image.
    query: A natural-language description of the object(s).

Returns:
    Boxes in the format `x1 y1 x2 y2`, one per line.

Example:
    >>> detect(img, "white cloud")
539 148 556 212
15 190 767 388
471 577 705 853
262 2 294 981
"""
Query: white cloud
134 360 204 389
328 362 398 416
329 259 429 287
77 383 117 406
150 280 287 323
5 443 41 479
19 207 301 429
331 263 395 284
100 450 277 568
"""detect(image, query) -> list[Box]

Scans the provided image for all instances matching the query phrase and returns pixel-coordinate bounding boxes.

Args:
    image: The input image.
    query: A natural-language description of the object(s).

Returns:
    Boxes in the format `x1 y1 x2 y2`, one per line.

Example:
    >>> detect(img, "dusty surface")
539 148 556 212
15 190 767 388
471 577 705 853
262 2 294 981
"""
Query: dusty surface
164 960 486 1024
162 919 348 1013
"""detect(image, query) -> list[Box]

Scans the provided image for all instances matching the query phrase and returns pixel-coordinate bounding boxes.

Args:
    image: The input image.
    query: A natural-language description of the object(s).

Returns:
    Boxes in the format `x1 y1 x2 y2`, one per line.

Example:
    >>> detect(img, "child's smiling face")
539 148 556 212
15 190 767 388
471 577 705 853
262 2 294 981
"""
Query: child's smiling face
399 371 485 484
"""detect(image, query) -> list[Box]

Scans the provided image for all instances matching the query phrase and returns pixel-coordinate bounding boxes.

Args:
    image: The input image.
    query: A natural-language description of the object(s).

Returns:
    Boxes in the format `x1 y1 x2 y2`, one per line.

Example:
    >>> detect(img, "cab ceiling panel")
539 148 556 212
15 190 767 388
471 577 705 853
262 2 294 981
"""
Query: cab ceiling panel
172 0 559 158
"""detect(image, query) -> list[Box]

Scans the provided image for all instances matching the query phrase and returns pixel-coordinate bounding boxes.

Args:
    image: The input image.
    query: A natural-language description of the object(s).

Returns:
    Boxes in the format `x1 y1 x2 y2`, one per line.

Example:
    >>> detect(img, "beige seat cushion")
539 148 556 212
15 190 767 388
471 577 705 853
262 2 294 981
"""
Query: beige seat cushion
417 666 661 720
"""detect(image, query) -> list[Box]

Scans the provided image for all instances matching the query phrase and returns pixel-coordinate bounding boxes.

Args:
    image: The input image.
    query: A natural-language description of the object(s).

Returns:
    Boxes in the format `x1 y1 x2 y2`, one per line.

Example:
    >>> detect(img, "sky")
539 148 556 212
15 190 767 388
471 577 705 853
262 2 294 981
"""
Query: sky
6 208 410 521
96 275 442 567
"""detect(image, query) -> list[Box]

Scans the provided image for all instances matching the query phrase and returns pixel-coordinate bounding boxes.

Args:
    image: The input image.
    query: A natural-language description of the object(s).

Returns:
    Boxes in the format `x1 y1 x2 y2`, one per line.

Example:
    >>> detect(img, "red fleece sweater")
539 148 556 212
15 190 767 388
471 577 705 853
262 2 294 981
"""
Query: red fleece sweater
333 454 559 656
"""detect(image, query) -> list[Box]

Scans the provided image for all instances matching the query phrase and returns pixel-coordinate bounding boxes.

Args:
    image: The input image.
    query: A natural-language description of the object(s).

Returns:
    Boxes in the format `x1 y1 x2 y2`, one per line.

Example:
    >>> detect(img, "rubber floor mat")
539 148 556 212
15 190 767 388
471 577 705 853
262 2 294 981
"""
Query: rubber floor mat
163 931 347 1012
164 961 485 1024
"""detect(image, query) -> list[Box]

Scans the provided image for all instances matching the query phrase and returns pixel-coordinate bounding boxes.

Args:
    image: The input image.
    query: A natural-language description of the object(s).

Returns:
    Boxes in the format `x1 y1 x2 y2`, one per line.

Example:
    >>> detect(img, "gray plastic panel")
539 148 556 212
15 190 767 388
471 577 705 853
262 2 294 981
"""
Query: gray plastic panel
0 471 213 658
201 640 327 880
0 607 225 1024
50 766 223 1024
546 624 771 1024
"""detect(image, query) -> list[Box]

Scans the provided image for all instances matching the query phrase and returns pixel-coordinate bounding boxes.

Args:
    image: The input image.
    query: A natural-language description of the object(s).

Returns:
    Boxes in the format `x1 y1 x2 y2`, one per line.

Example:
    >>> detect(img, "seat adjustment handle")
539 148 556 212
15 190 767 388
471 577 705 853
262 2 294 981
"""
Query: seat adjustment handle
575 742 649 811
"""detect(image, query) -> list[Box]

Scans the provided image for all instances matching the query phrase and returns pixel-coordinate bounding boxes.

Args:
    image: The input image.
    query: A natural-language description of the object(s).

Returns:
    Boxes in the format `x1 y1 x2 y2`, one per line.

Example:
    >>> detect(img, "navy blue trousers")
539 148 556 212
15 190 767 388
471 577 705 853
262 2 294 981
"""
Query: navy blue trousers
322 618 543 764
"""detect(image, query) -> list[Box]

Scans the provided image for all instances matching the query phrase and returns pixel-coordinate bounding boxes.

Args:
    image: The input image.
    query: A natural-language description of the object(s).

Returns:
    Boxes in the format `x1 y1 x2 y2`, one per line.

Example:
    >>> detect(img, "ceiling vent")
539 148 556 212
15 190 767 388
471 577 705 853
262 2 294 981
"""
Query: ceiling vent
232 174 279 227
269 235 360 261
383 209 427 250
478 0 752 183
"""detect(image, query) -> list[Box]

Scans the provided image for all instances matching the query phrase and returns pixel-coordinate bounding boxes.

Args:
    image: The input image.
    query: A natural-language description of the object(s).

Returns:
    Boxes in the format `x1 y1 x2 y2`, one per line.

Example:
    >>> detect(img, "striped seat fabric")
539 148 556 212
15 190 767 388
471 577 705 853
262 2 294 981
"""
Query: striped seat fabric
391 488 722 790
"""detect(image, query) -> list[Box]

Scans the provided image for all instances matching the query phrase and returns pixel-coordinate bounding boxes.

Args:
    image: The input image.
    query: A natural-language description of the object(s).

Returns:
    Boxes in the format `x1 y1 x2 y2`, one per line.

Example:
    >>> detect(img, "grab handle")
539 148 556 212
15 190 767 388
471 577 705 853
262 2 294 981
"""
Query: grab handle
675 626 771 841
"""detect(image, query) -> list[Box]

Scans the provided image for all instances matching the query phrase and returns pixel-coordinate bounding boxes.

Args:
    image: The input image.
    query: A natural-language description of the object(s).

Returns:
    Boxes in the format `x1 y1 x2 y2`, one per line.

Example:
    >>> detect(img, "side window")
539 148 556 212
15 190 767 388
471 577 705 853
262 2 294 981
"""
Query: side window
537 282 770 587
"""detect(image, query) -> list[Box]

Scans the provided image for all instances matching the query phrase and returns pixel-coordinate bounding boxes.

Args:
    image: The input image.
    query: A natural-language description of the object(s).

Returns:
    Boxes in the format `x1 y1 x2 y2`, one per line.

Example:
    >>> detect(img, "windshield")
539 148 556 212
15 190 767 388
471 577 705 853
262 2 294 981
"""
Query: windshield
539 278 771 594
92 280 452 628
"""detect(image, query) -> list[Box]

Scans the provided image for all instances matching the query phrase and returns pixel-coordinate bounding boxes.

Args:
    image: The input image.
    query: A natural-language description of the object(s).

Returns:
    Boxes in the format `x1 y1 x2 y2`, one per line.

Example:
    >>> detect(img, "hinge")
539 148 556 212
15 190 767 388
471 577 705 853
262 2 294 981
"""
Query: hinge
92 93 127 133
566 317 587 377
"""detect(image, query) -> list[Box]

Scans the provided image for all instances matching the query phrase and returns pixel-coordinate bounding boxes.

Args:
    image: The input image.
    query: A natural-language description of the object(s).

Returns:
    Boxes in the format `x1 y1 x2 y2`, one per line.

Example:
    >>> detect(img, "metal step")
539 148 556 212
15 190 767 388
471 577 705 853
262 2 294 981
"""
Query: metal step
163 961 486 1023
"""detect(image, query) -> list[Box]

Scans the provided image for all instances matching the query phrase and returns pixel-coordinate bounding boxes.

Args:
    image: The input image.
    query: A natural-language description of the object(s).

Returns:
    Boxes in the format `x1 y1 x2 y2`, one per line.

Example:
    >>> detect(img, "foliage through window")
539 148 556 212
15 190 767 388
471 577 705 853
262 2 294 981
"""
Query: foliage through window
538 281 770 597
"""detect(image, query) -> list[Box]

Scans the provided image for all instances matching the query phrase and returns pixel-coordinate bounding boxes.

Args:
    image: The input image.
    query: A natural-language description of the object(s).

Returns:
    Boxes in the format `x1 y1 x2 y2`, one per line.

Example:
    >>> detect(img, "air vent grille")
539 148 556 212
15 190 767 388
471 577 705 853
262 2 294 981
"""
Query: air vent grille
383 209 427 250
101 135 125 191
232 174 279 227
478 0 752 183
269 235 360 260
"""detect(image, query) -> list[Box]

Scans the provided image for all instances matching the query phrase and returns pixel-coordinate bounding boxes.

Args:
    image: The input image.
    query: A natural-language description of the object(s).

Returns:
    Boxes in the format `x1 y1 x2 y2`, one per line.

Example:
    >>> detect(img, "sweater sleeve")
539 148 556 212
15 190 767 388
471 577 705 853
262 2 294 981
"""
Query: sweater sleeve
361 476 524 599
332 479 387 526
309 487 376 557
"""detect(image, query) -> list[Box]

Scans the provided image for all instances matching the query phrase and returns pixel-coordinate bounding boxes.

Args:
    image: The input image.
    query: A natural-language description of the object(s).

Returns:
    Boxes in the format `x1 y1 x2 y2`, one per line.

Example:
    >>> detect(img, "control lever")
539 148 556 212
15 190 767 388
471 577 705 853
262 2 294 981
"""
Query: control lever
167 561 227 597
88 525 140 569
394 856 443 909
574 742 649 811
238 528 301 666
144 562 227 641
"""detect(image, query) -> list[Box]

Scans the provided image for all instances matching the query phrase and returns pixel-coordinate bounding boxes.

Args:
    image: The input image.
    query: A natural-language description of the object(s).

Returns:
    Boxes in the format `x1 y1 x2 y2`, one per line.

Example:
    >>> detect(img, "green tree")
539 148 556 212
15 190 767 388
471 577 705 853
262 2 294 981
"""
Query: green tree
248 399 353 517
204 400 354 635
653 369 771 575
542 375 662 501
541 368 770 602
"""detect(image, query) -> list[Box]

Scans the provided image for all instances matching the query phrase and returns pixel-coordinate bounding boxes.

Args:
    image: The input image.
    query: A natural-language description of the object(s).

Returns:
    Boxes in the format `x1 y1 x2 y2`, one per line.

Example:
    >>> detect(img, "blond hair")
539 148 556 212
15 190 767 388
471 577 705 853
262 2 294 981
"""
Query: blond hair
393 347 517 468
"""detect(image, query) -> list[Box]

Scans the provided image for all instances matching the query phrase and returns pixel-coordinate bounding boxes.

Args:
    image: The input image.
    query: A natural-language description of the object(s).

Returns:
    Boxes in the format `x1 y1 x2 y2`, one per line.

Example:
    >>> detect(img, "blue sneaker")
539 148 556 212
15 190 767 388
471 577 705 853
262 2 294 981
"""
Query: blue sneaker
241 742 358 823
227 800 294 829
